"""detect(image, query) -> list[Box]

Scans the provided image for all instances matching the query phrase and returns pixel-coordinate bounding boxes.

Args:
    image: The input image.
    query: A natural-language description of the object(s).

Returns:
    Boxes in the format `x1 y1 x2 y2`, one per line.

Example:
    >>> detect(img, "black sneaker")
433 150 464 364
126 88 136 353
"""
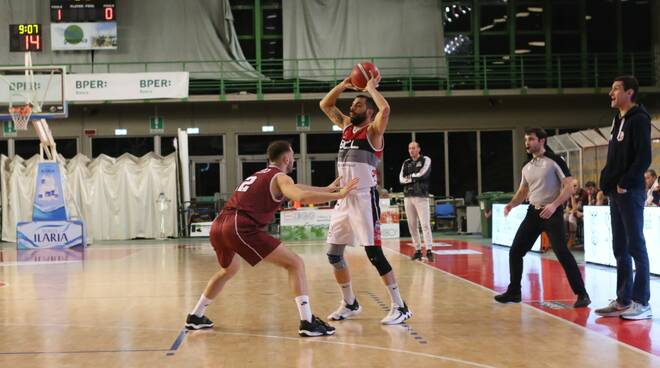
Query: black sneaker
411 250 422 261
426 249 434 262
574 293 591 308
494 291 521 304
185 314 214 330
299 315 336 337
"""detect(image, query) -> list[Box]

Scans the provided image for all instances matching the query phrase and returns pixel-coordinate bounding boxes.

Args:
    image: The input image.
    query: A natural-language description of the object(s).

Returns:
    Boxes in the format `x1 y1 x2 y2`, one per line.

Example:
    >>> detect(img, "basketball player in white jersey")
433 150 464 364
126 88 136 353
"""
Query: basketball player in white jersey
319 72 412 325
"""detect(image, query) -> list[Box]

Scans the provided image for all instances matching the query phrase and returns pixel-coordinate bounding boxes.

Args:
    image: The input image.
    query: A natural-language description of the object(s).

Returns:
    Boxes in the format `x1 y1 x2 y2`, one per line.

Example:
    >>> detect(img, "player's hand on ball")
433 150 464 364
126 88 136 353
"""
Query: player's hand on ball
341 77 360 91
365 70 381 91
339 178 360 196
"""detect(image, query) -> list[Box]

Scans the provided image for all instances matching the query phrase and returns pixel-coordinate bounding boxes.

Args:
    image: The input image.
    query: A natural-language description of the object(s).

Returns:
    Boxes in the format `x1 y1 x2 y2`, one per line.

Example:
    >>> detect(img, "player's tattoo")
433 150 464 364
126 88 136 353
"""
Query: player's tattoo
330 107 345 125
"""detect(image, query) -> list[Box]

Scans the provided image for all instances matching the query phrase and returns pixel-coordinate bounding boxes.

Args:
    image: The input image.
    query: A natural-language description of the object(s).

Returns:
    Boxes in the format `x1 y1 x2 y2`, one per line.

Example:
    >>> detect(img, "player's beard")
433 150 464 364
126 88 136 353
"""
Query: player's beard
350 112 368 126
286 159 294 173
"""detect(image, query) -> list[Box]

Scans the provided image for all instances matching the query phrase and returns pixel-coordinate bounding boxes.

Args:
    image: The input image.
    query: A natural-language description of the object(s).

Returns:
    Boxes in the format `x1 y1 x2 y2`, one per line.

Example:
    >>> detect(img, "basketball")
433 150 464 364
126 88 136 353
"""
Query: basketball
350 62 380 89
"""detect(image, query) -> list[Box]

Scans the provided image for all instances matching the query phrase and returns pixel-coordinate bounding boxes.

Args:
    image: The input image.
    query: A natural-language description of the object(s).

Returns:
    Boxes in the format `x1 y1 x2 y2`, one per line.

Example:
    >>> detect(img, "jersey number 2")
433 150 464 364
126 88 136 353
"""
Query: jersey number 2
236 176 257 192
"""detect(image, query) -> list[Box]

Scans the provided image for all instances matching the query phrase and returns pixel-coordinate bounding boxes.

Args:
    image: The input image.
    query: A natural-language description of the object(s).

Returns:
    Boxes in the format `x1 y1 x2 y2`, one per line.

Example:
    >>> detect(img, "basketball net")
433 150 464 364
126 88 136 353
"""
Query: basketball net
8 52 58 160
9 98 33 130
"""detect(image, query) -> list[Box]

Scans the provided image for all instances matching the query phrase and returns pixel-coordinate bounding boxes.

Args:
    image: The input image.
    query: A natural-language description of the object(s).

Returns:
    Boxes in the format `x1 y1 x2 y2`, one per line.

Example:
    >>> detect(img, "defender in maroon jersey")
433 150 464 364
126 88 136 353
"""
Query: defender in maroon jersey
185 141 359 337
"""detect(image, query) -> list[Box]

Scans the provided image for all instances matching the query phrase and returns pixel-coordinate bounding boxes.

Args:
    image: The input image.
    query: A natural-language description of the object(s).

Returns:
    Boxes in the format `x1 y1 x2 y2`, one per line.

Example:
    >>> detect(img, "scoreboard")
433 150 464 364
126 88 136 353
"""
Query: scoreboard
51 0 116 23
9 24 42 52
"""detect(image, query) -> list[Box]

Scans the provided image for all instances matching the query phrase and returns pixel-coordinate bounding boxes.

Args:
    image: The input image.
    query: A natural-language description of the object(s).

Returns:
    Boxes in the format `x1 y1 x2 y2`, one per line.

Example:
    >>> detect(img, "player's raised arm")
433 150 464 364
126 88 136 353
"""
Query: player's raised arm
319 77 353 128
364 72 390 137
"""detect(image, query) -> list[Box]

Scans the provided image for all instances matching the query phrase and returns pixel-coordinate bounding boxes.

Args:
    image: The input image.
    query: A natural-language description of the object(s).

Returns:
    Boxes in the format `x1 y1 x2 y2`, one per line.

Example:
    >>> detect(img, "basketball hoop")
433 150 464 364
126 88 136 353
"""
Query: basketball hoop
9 103 33 130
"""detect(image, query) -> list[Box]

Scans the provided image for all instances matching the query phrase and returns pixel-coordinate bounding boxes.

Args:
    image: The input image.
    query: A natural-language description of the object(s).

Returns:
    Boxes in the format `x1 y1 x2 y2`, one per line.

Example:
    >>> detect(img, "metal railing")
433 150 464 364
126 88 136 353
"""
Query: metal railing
7 53 657 98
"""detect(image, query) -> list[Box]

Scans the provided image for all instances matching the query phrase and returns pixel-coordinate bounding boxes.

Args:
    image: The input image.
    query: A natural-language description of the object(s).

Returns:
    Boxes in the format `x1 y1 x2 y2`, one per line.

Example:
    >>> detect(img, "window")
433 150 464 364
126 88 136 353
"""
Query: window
443 1 472 33
189 135 224 156
448 132 478 198
0 140 7 156
552 2 579 32
232 9 254 36
586 0 616 53
516 3 544 32
14 138 77 159
480 131 513 192
382 133 412 193
161 136 176 156
263 9 282 35
415 132 446 197
238 134 300 155
92 137 154 158
194 162 220 197
622 1 651 52
307 133 341 154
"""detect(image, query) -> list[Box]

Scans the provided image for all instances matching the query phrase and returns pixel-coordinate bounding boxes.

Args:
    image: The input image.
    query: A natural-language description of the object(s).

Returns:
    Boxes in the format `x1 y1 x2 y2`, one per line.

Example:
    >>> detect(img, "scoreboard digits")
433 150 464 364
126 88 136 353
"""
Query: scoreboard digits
50 0 116 23
9 24 42 52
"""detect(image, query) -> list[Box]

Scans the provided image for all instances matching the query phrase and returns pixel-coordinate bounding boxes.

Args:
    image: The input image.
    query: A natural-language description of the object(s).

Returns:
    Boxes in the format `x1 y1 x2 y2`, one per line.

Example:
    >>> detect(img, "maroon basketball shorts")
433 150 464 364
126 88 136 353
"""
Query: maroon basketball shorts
210 212 281 267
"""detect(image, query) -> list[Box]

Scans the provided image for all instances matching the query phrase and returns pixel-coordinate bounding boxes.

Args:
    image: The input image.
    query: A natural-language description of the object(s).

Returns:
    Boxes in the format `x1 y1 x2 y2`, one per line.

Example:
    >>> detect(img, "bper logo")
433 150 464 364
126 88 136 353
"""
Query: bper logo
140 79 172 88
76 80 108 89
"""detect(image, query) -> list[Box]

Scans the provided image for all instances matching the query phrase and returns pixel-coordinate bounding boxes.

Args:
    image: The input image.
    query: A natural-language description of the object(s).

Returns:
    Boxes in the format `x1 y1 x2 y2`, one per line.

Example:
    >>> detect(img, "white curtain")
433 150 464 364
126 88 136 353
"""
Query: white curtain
282 0 447 81
1 153 178 242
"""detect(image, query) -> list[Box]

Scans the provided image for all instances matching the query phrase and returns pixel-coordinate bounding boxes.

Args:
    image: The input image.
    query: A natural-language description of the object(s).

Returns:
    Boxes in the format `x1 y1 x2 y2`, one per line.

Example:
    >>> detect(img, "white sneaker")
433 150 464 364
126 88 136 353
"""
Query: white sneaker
328 299 362 321
620 302 652 320
381 302 412 325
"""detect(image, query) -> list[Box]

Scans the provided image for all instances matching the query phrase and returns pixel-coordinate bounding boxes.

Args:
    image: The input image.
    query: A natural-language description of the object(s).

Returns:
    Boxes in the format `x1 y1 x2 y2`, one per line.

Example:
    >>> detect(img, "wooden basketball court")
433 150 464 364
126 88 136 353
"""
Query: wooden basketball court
1 238 658 367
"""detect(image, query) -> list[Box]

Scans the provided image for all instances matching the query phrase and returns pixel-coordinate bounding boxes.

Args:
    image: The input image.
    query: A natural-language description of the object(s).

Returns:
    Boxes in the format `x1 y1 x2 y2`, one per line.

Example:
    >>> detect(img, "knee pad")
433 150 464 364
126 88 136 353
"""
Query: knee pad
365 247 392 276
327 244 347 270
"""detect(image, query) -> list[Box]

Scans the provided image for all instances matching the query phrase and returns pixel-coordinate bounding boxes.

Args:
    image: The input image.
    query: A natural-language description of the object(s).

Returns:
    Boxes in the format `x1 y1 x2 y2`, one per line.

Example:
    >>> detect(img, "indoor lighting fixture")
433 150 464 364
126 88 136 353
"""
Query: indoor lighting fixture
332 125 342 131
516 12 530 17
515 49 531 54
480 24 495 31
186 127 200 134
262 125 275 132
528 7 543 12
528 41 545 47
114 128 127 136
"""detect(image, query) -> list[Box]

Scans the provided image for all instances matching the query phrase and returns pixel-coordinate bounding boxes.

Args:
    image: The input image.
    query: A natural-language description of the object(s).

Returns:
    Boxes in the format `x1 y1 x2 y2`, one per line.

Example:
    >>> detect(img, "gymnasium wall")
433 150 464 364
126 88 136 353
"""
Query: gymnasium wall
5 93 658 189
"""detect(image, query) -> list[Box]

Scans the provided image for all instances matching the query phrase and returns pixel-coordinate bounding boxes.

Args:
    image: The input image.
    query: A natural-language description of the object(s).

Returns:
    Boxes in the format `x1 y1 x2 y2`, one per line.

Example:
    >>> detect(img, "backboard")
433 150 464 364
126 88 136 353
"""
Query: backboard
0 66 68 121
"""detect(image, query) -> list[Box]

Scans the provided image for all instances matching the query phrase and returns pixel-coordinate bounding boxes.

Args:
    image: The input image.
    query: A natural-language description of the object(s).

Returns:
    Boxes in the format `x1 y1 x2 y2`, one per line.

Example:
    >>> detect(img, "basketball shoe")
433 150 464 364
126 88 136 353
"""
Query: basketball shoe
299 315 336 337
328 299 362 321
381 302 412 325
185 314 214 330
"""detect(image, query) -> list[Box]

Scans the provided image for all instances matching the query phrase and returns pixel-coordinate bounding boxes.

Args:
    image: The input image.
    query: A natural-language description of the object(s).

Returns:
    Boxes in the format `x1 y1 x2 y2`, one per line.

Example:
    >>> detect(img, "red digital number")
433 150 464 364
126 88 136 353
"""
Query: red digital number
57 9 62 21
24 35 40 51
104 7 114 21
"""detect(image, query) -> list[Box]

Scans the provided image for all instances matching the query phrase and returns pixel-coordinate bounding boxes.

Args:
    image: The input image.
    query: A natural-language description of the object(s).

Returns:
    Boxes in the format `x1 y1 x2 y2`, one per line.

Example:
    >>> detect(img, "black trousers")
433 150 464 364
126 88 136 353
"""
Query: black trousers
507 205 586 296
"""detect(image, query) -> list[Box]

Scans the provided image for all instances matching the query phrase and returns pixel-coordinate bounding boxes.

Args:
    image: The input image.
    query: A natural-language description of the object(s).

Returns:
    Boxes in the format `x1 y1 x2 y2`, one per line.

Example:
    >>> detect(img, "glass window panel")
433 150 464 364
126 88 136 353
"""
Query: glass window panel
480 131 514 192
161 136 176 156
15 139 77 159
188 135 224 156
307 133 341 154
448 132 477 198
586 0 616 53
622 1 651 52
194 162 220 197
238 134 300 155
0 140 7 156
382 133 412 193
233 9 254 35
310 160 337 187
92 137 154 158
552 3 579 31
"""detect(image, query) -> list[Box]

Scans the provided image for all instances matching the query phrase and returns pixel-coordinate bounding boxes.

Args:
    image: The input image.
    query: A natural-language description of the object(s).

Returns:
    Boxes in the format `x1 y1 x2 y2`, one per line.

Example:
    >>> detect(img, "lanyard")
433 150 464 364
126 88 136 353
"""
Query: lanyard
610 117 625 142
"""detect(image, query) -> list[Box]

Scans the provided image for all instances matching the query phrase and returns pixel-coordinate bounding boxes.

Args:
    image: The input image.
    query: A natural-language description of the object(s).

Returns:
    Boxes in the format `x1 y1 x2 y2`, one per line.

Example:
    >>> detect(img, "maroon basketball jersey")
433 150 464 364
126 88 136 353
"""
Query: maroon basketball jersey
223 166 285 226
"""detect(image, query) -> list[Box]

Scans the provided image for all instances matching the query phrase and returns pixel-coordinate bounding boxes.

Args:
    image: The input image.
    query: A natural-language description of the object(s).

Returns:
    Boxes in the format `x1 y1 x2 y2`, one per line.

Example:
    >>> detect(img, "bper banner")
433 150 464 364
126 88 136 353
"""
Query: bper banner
66 72 190 101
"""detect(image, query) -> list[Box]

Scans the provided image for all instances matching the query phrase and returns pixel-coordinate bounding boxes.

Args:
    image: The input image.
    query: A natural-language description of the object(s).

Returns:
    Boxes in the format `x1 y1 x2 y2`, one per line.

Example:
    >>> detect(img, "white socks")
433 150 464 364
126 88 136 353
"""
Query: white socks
340 282 356 304
191 294 213 317
387 283 404 308
295 295 312 322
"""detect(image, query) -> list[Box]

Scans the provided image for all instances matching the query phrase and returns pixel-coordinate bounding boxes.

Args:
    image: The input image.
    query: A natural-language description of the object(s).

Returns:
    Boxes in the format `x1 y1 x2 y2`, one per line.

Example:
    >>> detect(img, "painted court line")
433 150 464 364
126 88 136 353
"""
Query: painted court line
166 329 188 356
383 244 660 360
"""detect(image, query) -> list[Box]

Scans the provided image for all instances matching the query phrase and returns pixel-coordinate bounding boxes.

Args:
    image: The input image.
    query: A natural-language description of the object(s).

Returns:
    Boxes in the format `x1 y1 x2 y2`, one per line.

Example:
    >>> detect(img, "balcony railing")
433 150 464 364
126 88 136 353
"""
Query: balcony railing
5 53 656 99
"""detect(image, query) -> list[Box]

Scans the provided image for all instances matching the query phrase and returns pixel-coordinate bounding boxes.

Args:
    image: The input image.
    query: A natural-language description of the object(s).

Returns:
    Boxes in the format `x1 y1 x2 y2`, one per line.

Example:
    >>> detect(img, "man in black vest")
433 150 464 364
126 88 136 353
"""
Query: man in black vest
399 141 434 261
